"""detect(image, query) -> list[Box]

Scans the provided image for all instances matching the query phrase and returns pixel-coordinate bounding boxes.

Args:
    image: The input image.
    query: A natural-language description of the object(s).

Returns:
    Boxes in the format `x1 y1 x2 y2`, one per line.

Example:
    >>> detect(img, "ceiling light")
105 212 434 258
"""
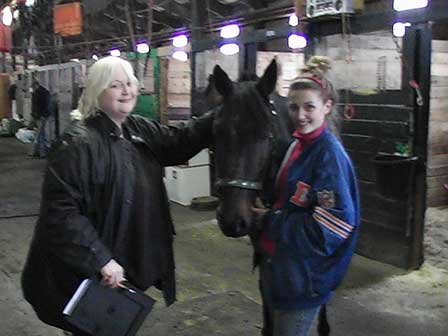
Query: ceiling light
219 43 239 56
220 24 240 39
288 33 307 49
393 22 411 37
288 13 299 27
172 35 188 48
393 0 428 11
110 49 121 57
137 42 150 53
172 50 188 62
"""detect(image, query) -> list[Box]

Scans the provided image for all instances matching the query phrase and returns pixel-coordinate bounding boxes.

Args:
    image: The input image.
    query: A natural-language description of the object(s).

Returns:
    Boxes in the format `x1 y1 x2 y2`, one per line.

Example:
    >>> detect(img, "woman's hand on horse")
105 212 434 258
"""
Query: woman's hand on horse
251 206 269 229
100 259 126 288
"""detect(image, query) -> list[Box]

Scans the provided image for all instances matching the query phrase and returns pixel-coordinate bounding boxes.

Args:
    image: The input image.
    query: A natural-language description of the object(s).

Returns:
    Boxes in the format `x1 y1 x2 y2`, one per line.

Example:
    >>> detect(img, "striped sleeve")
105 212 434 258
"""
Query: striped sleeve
313 206 354 240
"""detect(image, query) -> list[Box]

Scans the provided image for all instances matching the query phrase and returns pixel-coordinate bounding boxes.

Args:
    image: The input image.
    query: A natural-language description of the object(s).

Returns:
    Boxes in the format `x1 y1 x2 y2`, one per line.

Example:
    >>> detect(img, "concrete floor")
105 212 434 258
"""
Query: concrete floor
1 137 447 336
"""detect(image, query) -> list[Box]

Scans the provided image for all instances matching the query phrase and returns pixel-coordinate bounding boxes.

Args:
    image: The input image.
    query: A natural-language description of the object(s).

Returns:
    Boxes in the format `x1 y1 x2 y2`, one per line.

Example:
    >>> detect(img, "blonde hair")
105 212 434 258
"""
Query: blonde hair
78 56 139 119
290 56 335 101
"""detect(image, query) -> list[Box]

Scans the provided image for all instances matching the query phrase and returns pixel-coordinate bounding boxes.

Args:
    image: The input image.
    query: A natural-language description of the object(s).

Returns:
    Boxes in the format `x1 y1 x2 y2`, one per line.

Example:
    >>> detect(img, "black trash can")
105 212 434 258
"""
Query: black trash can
372 154 418 198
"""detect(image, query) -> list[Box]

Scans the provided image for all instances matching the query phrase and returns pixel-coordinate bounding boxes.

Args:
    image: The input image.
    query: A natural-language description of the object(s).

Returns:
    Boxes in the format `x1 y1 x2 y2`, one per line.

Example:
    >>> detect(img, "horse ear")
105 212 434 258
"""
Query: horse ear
257 59 277 97
213 65 233 97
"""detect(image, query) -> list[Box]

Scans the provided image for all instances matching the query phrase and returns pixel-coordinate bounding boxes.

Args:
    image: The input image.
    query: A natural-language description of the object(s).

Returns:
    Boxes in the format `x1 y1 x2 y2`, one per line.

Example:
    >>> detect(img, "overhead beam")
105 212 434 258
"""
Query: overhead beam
122 6 186 28
247 0 268 10
207 1 234 19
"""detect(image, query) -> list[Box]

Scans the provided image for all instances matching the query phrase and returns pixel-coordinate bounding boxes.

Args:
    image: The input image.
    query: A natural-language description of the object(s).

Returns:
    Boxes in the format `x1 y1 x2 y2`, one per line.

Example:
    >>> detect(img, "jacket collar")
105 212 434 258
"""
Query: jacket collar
85 111 122 139
87 111 146 144
293 122 327 146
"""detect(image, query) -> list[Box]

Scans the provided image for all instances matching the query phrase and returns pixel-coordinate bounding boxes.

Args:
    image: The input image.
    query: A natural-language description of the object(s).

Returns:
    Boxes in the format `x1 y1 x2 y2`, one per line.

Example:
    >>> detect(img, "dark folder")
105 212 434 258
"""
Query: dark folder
63 278 155 336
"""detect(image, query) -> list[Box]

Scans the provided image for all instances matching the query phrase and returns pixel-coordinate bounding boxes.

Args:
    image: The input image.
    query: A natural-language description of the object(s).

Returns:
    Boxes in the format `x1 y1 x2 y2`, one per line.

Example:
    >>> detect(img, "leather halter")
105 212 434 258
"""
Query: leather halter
215 178 263 191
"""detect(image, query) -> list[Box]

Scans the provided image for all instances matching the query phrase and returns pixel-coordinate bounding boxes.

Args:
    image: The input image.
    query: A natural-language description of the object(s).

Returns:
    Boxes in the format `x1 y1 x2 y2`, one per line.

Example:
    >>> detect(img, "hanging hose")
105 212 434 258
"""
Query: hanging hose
341 13 355 120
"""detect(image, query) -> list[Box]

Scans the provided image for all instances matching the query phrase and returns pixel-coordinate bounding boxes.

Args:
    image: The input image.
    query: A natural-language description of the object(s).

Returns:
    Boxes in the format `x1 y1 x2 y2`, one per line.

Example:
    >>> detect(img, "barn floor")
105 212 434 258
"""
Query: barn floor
0 137 447 336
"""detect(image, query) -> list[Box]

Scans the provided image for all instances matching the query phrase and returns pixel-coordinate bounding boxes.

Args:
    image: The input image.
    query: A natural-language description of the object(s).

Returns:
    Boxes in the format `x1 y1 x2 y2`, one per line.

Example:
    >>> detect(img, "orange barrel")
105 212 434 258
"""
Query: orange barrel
53 2 83 37
0 23 12 52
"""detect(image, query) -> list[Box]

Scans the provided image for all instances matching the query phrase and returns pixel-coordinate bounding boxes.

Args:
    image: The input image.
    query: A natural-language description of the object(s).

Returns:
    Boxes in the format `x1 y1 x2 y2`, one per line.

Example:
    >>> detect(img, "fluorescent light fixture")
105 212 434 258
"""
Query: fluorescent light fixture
219 43 239 56
136 42 150 53
172 35 188 48
172 50 188 62
288 33 307 49
393 0 428 11
110 49 121 57
92 54 99 61
220 24 240 39
2 6 13 26
288 13 299 27
393 22 411 37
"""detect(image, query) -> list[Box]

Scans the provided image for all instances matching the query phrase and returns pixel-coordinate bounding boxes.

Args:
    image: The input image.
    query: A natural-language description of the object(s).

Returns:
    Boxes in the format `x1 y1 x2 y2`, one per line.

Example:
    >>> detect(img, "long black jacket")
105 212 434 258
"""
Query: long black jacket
21 111 214 331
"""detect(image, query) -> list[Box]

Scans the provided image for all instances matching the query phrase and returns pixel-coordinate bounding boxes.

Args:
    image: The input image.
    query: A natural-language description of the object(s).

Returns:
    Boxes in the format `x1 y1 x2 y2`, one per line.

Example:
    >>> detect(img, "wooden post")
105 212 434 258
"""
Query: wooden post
1 52 6 73
159 58 169 125
405 23 432 269
124 0 139 79
22 38 28 70
190 0 207 113
147 0 153 45
143 0 153 78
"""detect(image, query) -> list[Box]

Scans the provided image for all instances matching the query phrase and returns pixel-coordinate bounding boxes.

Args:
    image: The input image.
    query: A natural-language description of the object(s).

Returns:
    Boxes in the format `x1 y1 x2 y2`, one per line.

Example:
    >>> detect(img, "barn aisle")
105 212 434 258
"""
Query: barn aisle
0 136 447 336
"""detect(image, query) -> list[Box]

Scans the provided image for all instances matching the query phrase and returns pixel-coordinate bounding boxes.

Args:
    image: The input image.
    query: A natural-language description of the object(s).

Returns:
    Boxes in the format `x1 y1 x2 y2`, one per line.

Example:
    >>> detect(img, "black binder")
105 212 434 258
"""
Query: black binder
63 278 155 336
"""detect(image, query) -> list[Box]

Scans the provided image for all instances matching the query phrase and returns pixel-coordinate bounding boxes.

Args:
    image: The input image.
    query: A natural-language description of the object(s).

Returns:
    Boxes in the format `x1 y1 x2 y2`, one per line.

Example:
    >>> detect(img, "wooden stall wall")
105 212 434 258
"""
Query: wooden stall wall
316 32 416 268
195 49 239 87
192 48 239 118
167 58 191 123
427 39 448 206
316 33 402 91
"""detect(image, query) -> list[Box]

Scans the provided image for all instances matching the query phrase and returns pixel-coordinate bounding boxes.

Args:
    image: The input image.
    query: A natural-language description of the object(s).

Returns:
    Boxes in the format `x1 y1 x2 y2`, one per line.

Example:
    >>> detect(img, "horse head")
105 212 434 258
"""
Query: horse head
212 59 277 237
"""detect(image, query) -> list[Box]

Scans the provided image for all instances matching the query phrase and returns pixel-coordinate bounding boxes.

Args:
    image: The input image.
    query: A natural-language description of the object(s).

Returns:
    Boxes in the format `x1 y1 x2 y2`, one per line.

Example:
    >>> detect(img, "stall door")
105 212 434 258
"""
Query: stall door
316 25 430 269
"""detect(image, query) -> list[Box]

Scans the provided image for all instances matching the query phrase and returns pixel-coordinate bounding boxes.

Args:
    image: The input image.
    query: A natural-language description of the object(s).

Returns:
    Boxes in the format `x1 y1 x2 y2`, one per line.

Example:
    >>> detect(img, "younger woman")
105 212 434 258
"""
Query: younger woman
252 56 360 336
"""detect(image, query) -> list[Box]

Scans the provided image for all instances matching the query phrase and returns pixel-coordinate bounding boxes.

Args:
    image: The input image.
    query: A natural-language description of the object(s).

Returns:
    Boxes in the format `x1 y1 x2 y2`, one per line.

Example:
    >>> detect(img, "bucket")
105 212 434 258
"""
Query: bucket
372 154 418 198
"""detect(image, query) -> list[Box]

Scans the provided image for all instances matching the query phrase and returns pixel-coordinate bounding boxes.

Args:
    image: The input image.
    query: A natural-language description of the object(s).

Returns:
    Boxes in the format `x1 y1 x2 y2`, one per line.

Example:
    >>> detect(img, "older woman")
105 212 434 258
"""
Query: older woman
21 56 214 334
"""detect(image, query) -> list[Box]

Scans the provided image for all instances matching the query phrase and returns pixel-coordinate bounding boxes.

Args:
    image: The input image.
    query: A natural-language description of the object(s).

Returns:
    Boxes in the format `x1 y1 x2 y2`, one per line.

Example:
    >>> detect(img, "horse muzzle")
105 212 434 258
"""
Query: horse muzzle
216 206 251 237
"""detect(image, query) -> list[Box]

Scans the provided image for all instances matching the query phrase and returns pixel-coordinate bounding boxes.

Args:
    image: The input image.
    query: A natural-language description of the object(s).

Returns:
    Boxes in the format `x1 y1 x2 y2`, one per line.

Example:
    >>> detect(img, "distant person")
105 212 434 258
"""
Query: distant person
21 56 214 335
30 79 53 158
252 56 360 336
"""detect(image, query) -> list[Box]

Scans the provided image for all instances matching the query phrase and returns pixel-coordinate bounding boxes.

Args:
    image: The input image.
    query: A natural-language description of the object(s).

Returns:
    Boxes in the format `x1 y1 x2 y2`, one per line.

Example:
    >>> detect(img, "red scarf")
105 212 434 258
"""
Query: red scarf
260 123 327 256
273 123 327 209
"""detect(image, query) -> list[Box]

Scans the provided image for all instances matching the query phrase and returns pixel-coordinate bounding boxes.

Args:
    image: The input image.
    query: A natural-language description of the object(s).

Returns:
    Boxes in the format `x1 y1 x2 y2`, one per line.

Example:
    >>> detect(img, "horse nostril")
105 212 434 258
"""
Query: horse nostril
237 219 250 236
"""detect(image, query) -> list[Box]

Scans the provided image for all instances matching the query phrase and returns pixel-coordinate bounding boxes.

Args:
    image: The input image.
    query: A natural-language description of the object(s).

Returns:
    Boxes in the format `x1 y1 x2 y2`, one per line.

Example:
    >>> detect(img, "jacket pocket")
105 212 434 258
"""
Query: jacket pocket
270 255 314 302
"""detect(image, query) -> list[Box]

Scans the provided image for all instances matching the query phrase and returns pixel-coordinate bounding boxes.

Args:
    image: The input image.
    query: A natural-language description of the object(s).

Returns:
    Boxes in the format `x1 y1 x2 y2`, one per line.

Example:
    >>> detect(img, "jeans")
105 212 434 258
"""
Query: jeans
259 258 321 336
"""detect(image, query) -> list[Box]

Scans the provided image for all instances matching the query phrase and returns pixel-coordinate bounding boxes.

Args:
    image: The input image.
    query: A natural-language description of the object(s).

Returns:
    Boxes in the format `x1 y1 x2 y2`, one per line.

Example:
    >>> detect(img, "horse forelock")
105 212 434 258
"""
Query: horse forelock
218 81 272 141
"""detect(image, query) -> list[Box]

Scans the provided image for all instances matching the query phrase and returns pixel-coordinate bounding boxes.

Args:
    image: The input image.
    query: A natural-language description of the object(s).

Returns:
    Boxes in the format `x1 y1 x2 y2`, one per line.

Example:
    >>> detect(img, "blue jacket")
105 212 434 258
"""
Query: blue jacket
263 129 360 310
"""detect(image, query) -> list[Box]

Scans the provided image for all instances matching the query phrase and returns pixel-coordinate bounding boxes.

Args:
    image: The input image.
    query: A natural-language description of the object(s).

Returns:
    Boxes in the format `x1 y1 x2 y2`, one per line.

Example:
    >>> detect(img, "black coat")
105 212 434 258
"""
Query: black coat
21 111 214 331
31 85 52 119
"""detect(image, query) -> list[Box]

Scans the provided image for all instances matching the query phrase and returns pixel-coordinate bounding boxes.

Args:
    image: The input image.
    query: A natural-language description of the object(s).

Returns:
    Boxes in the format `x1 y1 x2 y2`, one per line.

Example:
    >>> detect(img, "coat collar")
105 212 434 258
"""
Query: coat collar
87 111 146 143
